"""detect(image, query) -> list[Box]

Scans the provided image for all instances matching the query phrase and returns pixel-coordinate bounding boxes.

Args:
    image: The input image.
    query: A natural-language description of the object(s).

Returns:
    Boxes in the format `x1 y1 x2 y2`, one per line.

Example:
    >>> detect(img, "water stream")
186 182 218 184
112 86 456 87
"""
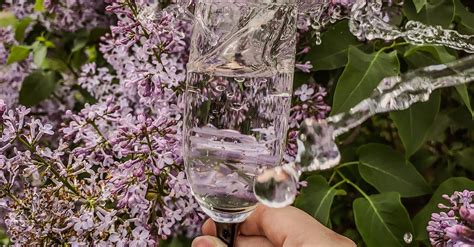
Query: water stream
255 55 474 207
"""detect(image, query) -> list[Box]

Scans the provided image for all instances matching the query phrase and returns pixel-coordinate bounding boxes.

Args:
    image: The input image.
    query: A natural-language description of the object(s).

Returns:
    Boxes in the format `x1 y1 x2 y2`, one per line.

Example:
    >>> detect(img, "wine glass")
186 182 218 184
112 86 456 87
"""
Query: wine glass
182 0 298 245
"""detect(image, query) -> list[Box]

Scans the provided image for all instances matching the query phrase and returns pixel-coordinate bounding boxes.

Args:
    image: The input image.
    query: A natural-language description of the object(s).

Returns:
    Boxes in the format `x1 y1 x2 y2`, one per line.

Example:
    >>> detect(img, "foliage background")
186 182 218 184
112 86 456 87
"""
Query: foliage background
294 0 474 246
0 0 474 246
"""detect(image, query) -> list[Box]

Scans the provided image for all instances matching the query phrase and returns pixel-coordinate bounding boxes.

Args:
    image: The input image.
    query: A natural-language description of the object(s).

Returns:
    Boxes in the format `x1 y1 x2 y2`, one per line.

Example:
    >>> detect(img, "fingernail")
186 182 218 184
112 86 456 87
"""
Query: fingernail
192 236 227 247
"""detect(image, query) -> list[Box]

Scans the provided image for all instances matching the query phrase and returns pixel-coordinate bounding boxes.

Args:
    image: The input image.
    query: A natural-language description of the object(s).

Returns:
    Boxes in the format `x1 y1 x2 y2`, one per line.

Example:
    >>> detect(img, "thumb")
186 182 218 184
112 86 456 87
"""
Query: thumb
192 236 228 247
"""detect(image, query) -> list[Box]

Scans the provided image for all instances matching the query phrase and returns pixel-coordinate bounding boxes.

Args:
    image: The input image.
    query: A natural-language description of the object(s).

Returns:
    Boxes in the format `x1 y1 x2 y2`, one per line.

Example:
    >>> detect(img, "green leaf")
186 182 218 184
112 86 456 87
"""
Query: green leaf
19 70 59 107
404 0 455 28
41 58 69 72
0 11 18 27
358 144 431 197
412 0 427 13
413 177 474 244
454 147 474 172
295 175 341 226
353 192 416 247
34 0 45 12
404 45 456 69
72 35 89 53
14 17 32 42
390 90 441 157
331 46 400 115
454 0 474 33
33 44 47 67
306 20 361 71
455 85 473 117
7 45 31 64
86 46 98 62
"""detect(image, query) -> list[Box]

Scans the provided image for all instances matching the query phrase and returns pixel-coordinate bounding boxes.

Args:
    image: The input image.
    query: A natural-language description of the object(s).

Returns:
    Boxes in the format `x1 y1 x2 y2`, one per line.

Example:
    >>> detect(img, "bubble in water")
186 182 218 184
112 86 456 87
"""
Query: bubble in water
403 233 413 244
215 85 226 92
235 78 246 83
254 165 298 208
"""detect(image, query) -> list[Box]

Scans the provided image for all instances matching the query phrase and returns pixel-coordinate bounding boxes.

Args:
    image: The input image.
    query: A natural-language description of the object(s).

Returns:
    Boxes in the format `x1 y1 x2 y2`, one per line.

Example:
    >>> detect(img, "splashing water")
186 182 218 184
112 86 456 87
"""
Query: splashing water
349 0 474 53
255 55 474 207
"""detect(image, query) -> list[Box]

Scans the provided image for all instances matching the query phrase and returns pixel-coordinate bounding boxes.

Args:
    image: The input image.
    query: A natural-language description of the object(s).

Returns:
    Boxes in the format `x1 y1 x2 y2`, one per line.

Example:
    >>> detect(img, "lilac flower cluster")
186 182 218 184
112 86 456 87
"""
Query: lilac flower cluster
4 0 111 32
285 83 331 161
427 190 474 247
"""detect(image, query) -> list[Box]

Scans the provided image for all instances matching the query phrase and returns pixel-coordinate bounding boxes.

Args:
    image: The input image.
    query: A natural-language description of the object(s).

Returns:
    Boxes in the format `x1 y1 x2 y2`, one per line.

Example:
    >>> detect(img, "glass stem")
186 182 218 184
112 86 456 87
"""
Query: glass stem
215 222 240 247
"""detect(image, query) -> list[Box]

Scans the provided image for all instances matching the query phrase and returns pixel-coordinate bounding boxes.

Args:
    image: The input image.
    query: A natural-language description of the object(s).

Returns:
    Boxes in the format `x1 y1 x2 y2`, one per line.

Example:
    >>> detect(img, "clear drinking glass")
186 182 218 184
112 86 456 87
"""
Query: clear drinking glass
183 0 297 244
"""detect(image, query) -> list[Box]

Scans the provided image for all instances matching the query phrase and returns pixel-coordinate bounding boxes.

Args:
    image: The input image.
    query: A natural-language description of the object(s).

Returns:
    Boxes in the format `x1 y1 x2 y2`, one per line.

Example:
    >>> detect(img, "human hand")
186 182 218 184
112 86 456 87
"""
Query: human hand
191 205 356 247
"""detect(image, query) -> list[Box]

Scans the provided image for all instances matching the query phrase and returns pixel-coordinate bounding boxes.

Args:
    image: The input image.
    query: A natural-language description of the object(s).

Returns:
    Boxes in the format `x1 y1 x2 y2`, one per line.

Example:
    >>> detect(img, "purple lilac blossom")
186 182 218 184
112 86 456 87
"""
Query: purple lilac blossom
427 190 474 247
4 0 111 32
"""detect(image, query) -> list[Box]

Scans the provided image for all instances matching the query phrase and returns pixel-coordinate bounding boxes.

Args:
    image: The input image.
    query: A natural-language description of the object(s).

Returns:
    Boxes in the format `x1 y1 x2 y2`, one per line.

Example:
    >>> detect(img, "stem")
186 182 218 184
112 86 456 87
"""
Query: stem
125 0 163 64
17 136 82 197
88 120 110 147
328 161 359 184
337 171 371 200
5 191 26 208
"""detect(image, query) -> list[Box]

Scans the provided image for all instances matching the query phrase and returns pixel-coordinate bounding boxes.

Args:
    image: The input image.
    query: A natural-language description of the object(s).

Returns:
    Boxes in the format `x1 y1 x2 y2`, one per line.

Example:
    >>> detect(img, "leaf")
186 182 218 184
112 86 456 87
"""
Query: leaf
14 17 32 42
425 111 451 142
306 20 361 71
454 147 474 172
404 0 455 28
86 46 98 62
72 35 89 53
0 11 18 27
455 85 473 117
353 192 416 247
19 70 60 107
412 0 427 13
413 177 474 244
33 44 47 67
7 45 31 64
454 0 474 33
331 46 400 115
358 144 432 197
390 90 441 157
41 58 69 72
295 175 341 226
34 0 45 12
404 45 456 69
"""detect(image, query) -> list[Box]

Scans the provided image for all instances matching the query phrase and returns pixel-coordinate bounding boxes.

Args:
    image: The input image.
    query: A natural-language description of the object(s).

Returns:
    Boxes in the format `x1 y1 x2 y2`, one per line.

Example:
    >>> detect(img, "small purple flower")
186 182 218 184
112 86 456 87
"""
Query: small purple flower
295 84 316 101
427 190 474 246
295 61 313 73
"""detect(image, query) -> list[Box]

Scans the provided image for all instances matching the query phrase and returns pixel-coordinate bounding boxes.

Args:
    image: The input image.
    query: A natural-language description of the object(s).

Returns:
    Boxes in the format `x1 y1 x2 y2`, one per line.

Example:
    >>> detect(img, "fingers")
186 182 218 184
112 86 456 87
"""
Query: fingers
235 236 274 247
192 236 227 247
239 205 333 246
200 207 355 247
202 219 216 236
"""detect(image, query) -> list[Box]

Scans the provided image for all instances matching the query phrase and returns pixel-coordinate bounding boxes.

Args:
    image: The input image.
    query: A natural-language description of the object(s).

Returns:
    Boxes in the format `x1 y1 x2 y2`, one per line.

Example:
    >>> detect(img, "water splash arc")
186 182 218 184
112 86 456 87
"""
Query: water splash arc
255 55 474 208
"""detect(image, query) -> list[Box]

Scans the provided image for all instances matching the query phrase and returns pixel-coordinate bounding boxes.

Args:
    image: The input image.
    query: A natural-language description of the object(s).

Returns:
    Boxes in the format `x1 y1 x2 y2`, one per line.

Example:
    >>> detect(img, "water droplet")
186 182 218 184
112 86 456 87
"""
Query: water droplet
226 92 235 98
235 78 246 83
299 134 307 142
403 233 413 244
254 166 298 208
215 85 226 92
231 103 244 111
